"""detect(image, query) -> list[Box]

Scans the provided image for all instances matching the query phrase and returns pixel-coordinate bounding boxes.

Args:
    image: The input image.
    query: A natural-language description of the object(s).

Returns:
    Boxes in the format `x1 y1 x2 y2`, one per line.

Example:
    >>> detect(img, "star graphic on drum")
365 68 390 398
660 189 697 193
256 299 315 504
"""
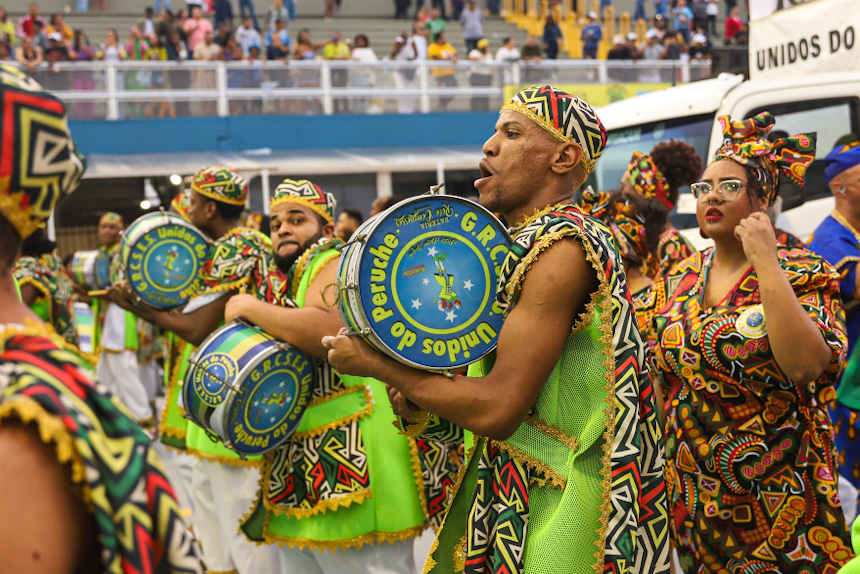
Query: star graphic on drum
411 298 422 310
427 246 438 257
446 309 458 323
463 279 474 291
422 277 430 285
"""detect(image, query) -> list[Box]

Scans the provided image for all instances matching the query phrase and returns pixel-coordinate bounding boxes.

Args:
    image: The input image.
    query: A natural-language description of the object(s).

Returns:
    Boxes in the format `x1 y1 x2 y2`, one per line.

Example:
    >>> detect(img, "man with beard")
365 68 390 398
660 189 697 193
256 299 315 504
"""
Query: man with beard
224 179 463 574
110 165 282 574
323 86 670 574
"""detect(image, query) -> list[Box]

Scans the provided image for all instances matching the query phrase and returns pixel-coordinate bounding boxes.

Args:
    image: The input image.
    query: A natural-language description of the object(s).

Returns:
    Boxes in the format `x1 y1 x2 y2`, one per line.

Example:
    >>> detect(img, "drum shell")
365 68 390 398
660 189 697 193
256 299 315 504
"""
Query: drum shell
71 250 111 290
336 195 510 371
183 321 315 456
121 211 210 309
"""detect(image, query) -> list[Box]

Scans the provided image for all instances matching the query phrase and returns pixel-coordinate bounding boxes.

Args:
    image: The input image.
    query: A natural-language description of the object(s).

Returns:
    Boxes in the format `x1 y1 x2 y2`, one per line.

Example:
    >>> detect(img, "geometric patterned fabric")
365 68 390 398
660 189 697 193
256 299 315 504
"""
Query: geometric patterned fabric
425 204 670 574
656 228 696 277
501 86 607 175
0 325 203 573
13 251 79 346
639 246 855 573
626 151 673 209
271 178 337 225
189 165 248 206
0 64 86 239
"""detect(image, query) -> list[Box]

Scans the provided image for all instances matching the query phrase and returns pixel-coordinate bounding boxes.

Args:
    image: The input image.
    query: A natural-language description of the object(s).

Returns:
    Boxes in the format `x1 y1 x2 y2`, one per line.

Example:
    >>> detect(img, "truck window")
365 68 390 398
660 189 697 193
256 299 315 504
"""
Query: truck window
586 113 714 229
746 98 860 210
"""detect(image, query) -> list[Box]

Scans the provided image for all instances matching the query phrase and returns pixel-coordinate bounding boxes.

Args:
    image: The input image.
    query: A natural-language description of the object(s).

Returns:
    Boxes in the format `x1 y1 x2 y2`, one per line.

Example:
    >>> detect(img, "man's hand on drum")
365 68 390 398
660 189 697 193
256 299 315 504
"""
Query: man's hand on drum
386 385 418 423
106 281 136 311
224 293 262 324
322 328 387 380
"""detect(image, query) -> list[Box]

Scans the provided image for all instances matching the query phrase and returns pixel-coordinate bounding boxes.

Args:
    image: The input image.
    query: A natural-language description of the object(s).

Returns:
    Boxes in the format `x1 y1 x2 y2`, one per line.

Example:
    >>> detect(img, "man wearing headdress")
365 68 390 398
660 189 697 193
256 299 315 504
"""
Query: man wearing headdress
110 165 282 573
224 179 463 573
0 63 202 574
324 85 670 574
809 141 860 515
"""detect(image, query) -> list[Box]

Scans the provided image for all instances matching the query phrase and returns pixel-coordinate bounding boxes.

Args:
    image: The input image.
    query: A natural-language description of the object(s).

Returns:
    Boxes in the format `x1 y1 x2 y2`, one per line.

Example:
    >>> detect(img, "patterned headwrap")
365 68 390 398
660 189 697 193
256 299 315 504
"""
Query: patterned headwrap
99 212 124 227
713 111 816 205
271 179 337 224
170 189 191 222
501 85 607 175
190 165 247 206
824 141 860 183
0 64 85 239
579 187 659 277
626 151 672 209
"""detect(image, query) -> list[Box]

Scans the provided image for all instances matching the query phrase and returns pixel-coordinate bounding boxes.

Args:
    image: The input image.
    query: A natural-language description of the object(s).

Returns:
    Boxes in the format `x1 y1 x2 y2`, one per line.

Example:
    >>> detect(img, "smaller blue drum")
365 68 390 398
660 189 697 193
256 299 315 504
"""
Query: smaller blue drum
336 191 511 370
121 211 210 309
71 250 111 290
183 320 315 457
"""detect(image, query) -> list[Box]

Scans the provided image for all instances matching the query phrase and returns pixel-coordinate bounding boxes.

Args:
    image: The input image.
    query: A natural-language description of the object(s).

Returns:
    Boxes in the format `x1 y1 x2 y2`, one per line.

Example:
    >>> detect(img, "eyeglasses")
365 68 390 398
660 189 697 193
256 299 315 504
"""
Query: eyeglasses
690 179 747 202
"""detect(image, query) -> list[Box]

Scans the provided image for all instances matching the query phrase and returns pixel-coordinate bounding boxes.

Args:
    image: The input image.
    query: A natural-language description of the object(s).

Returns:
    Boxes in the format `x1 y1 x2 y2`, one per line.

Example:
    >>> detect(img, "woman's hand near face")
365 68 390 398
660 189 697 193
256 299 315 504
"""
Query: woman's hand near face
735 212 778 269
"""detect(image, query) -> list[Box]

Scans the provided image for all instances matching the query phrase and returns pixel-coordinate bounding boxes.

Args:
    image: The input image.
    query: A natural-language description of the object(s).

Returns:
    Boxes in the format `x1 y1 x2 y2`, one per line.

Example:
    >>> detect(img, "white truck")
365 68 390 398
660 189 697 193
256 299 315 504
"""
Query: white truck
592 71 860 247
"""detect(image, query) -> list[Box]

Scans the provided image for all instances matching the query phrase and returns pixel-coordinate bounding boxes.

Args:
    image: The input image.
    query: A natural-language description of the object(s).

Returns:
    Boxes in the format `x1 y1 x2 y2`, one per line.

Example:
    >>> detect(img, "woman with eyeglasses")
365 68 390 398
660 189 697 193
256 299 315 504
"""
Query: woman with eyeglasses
638 112 855 572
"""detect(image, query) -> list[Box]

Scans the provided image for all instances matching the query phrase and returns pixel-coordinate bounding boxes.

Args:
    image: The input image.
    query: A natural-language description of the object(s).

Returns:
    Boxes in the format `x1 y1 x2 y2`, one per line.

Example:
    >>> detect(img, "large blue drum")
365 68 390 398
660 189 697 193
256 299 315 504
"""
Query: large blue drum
71 250 111 290
121 211 210 309
183 320 315 457
337 193 511 370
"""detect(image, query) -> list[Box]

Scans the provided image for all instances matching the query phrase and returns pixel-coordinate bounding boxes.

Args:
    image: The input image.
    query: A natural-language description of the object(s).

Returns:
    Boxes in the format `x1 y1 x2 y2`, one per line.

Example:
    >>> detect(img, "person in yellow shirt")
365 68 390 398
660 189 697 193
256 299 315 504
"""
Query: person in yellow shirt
427 30 458 110
323 30 351 113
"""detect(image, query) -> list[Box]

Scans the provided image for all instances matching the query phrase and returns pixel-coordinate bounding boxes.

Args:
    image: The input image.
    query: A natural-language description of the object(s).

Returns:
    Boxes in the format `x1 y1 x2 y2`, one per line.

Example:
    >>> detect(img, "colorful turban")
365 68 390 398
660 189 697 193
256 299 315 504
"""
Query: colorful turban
99 212 124 227
824 141 860 183
579 187 658 278
190 165 247 206
501 85 607 175
713 111 816 205
271 179 336 224
170 189 191 222
0 64 85 239
626 151 672 209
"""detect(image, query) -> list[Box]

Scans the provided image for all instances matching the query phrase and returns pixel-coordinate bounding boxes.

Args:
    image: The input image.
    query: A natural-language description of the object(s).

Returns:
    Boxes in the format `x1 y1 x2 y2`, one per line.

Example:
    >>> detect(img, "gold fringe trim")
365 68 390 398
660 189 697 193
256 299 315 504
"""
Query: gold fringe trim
492 439 567 490
183 443 262 468
190 277 249 300
526 413 580 452
400 410 432 438
0 397 93 511
206 569 238 574
509 202 568 234
500 102 596 173
16 276 54 322
832 210 860 245
260 520 427 552
0 188 42 239
269 487 373 519
309 251 341 299
453 534 468 571
290 384 374 440
190 181 247 206
408 437 431 522
289 244 320 300
834 255 860 271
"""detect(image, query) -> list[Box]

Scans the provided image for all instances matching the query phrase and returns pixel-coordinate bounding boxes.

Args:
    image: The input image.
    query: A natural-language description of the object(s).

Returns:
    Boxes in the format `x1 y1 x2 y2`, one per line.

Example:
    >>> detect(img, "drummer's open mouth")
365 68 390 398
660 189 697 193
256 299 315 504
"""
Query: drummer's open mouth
475 160 495 188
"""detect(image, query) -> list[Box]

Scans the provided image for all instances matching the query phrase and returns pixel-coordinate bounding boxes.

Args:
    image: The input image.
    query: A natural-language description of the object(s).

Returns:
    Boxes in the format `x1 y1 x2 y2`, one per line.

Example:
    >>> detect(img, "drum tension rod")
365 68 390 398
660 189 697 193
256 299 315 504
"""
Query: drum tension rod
335 233 368 252
187 359 246 394
343 328 372 337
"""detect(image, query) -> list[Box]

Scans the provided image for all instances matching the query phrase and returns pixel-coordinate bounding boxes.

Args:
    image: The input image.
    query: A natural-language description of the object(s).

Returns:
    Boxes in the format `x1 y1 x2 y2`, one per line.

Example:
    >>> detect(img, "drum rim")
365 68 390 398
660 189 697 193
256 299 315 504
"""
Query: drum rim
339 194 510 371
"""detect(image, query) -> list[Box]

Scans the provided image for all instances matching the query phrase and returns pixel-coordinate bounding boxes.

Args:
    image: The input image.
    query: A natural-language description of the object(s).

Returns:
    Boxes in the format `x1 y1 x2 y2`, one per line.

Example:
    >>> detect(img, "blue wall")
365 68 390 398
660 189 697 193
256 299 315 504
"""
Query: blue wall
69 112 499 155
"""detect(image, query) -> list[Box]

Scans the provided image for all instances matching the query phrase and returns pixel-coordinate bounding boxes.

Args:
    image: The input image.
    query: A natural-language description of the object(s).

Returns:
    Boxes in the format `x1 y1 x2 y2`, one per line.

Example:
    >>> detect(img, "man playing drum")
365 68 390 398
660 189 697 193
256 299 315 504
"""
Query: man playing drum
0 63 202 574
224 179 463 574
110 166 282 574
323 86 671 574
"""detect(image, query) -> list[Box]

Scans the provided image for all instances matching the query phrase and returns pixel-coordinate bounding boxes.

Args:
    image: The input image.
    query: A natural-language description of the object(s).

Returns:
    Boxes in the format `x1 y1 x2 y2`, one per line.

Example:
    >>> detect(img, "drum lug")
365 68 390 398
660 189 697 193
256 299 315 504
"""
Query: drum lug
343 328 372 337
335 233 367 252
426 182 445 196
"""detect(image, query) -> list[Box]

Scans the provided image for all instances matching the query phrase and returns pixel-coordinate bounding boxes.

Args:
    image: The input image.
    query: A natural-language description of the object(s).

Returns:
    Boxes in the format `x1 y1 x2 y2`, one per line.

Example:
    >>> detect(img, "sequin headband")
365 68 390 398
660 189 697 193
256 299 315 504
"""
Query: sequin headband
501 85 607 175
713 111 816 205
271 179 336 224
0 64 86 239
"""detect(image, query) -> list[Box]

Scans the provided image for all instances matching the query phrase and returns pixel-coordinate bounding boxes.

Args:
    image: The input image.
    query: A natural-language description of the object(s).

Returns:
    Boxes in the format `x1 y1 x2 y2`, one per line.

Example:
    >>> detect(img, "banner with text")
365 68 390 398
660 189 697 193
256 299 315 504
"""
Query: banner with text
749 0 818 22
749 0 859 80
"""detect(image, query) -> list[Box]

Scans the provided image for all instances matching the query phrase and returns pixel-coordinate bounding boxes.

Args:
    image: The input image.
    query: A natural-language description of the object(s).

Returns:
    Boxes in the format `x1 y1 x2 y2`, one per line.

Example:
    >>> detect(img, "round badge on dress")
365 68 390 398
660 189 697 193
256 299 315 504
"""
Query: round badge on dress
736 304 767 339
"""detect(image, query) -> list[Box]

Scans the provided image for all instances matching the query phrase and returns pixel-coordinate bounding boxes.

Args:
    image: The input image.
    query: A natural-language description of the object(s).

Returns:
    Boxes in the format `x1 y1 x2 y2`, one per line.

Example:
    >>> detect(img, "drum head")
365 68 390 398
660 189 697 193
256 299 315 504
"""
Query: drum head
225 344 315 456
124 212 209 309
352 196 510 370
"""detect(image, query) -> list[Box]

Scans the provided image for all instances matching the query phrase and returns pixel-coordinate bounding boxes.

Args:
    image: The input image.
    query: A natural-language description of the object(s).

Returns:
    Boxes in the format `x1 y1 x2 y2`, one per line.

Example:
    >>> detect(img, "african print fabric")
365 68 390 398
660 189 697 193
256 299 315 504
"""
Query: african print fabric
0 324 203 574
502 85 606 174
271 178 337 224
627 151 673 209
657 228 696 277
13 252 78 346
0 64 85 239
641 246 854 573
425 204 669 574
189 165 247 206
191 227 275 304
244 239 434 550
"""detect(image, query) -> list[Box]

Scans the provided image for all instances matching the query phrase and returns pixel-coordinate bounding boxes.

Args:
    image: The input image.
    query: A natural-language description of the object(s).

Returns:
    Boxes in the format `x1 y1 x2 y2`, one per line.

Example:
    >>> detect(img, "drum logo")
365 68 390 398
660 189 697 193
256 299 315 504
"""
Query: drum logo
192 353 237 407
126 226 208 307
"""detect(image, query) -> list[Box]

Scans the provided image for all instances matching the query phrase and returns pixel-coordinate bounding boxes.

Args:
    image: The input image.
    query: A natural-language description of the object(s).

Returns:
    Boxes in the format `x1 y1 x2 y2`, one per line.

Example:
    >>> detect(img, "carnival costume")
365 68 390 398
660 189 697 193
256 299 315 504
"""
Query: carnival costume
626 151 696 276
242 180 463 566
641 112 854 573
410 86 670 574
169 165 282 573
0 63 202 574
809 141 860 510
13 250 79 346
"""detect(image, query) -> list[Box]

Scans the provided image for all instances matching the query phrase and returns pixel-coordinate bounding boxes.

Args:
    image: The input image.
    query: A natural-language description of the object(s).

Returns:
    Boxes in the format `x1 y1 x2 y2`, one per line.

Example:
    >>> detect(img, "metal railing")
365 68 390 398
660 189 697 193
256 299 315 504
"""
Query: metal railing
15 59 713 120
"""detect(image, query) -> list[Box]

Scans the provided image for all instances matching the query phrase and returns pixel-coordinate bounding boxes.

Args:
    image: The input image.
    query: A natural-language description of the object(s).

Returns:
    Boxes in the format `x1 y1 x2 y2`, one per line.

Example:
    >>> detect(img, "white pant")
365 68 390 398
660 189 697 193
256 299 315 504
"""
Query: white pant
139 360 158 403
280 538 417 574
394 70 418 114
153 442 196 522
96 349 153 422
191 459 282 574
